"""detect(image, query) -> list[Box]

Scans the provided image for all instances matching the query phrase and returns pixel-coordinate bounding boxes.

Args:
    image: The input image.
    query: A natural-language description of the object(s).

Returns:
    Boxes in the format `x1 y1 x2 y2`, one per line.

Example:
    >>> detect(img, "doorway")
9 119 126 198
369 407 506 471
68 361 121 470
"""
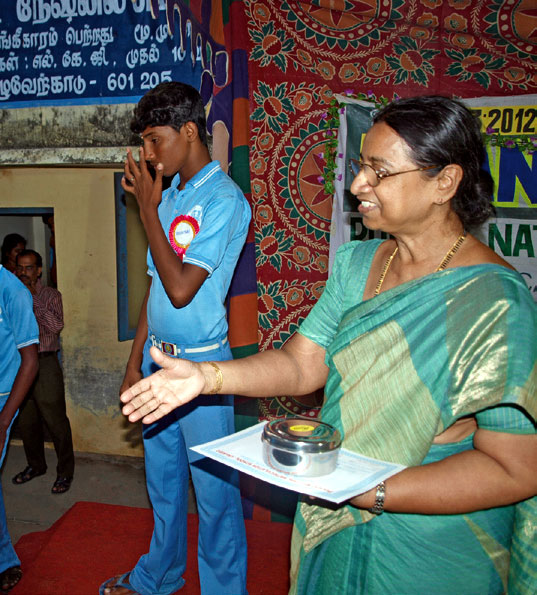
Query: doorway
0 209 54 286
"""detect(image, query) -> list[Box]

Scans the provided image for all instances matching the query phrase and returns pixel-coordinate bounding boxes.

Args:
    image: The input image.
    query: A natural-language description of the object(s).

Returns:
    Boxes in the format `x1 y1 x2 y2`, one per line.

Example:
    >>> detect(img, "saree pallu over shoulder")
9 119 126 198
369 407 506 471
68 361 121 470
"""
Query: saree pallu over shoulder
325 265 537 458
294 265 537 562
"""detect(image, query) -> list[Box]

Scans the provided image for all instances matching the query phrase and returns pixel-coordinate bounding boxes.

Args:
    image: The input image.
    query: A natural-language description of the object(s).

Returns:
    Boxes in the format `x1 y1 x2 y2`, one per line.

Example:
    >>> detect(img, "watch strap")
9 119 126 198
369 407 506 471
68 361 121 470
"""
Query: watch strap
368 481 386 515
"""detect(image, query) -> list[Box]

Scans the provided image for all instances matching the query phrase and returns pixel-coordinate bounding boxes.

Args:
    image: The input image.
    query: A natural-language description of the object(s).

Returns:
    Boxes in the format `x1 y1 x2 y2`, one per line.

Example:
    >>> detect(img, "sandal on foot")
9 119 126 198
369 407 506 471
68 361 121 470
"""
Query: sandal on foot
99 572 140 595
12 466 46 485
51 476 73 494
0 566 22 591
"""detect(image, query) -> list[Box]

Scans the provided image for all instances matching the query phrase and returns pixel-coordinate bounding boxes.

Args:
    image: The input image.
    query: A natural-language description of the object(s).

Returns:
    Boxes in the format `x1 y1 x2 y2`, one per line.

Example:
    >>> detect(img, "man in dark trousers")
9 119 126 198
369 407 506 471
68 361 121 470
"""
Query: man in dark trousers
12 249 74 494
100 81 249 595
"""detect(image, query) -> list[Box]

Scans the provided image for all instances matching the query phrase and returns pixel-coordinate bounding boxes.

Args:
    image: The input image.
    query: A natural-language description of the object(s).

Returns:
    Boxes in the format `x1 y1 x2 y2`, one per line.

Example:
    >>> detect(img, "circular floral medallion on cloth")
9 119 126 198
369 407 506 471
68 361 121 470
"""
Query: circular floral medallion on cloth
245 0 537 422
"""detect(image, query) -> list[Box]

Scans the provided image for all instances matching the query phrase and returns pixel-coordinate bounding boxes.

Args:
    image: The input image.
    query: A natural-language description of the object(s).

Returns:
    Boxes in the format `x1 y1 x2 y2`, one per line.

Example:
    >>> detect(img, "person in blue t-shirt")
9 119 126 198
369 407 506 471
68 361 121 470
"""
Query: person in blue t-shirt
100 82 250 595
0 265 39 591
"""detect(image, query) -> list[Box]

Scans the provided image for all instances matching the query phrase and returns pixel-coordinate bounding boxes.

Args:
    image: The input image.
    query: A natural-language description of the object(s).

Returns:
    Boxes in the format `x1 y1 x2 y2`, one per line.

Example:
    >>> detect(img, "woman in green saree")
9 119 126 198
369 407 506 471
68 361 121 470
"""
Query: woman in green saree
118 96 537 595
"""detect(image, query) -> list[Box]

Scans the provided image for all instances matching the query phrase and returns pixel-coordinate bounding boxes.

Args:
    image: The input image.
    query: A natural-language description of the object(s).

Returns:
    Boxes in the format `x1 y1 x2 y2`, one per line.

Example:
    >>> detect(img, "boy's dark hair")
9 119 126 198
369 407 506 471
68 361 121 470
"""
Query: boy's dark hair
17 249 42 268
130 82 208 147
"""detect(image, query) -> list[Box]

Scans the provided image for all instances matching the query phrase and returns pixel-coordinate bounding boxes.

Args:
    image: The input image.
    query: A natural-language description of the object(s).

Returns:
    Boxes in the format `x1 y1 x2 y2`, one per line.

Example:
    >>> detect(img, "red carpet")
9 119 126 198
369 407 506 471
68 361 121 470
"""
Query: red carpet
12 501 291 594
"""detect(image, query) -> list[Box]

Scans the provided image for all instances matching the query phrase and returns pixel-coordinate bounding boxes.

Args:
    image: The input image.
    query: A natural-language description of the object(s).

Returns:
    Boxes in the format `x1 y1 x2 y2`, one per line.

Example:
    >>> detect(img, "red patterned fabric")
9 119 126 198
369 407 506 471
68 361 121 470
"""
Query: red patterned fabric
245 0 537 420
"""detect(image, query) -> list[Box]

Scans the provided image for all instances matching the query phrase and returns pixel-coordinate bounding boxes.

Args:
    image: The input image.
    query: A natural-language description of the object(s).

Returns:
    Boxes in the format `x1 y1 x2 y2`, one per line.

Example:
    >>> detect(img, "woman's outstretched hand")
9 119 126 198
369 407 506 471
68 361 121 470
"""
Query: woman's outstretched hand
120 347 206 424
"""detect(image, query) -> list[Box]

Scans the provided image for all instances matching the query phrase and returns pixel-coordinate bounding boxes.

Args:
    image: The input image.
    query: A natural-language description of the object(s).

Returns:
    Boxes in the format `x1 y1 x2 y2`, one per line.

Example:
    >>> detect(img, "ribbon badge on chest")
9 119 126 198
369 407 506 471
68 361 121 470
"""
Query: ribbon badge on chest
169 215 199 259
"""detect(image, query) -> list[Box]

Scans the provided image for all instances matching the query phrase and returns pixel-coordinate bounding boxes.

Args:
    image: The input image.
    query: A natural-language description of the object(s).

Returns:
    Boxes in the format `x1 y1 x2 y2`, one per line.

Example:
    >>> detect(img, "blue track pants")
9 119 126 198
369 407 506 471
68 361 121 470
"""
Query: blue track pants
129 338 248 595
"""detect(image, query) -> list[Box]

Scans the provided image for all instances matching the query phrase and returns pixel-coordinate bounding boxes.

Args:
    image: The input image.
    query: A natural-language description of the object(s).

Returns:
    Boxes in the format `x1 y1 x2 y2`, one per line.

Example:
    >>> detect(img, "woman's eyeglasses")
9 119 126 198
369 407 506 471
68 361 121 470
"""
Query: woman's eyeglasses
348 158 438 187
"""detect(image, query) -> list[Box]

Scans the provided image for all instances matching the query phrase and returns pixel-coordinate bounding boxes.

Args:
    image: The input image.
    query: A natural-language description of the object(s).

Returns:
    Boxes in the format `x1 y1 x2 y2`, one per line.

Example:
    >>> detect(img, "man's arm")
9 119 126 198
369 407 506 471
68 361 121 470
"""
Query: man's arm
33 288 64 335
138 204 208 307
121 149 208 307
0 344 38 453
120 283 151 394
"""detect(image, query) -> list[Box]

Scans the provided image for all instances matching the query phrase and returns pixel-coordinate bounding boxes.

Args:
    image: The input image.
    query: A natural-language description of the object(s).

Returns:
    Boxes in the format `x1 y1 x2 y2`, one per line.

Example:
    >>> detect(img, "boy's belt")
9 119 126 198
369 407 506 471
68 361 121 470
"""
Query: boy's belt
149 334 227 357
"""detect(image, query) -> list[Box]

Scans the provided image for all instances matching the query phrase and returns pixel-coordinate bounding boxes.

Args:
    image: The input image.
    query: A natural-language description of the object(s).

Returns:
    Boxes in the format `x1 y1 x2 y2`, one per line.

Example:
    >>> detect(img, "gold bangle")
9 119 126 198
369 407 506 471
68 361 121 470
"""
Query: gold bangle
207 361 223 394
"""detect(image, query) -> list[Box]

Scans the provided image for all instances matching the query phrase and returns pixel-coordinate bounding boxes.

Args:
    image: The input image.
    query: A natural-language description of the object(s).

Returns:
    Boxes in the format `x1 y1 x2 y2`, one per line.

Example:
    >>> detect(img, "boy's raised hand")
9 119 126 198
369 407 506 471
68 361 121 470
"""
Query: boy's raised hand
120 347 206 425
121 147 164 213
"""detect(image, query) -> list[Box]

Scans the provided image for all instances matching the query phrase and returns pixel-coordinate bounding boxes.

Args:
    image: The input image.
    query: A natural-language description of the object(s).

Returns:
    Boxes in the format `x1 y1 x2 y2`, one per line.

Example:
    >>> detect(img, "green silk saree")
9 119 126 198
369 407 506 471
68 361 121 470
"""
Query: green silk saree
292 240 537 595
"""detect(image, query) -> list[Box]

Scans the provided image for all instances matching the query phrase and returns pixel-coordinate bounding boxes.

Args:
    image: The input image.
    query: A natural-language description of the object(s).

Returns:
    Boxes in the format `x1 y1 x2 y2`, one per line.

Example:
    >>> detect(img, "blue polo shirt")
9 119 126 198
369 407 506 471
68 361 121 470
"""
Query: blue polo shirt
0 266 39 395
146 161 251 345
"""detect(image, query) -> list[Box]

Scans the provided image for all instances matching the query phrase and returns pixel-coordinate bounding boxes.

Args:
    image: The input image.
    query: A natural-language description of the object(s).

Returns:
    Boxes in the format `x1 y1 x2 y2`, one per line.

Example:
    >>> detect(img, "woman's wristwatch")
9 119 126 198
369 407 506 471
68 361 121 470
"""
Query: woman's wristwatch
368 481 386 515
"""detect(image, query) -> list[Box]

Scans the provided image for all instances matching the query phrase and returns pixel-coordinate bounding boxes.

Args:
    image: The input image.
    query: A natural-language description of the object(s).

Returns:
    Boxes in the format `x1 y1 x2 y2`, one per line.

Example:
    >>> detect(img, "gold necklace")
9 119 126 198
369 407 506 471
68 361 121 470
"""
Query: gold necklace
374 231 467 296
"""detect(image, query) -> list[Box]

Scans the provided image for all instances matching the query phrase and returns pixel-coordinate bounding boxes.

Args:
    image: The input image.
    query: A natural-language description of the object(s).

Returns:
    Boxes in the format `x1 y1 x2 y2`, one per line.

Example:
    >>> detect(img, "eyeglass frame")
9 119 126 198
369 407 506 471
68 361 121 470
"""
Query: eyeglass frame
348 157 439 187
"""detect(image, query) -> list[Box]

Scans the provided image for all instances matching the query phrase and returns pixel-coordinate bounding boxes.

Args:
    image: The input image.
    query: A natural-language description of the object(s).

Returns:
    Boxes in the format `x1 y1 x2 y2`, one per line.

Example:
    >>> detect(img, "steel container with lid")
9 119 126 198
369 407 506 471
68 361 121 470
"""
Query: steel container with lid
261 418 341 477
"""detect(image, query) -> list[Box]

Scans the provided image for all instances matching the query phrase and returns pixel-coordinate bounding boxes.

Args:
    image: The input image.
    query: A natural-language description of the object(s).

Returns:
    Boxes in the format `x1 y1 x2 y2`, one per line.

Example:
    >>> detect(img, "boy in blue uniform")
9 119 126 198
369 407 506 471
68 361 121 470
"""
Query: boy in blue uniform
0 265 39 591
101 82 249 595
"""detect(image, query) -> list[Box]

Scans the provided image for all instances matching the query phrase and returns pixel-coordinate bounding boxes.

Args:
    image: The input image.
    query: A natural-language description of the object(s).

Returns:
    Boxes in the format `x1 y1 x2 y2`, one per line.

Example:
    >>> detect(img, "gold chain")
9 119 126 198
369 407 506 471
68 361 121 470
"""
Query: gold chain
374 231 467 296
435 232 467 271
374 246 398 296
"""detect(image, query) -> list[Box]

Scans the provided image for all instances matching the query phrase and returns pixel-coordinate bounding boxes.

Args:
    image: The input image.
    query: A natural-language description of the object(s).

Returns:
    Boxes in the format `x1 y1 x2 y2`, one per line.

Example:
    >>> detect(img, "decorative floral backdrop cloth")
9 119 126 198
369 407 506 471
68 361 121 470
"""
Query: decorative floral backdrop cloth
243 0 536 421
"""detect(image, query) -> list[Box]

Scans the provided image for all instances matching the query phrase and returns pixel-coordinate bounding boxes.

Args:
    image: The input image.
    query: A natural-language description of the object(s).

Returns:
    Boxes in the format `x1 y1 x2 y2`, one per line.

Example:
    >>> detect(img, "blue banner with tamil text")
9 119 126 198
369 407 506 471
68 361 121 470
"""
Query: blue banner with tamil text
0 0 201 107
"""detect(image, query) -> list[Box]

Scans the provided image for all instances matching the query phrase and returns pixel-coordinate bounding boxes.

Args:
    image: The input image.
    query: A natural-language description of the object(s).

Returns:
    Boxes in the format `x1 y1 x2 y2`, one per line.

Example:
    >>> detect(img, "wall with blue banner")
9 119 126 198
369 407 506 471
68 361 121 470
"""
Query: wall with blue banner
0 0 201 107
